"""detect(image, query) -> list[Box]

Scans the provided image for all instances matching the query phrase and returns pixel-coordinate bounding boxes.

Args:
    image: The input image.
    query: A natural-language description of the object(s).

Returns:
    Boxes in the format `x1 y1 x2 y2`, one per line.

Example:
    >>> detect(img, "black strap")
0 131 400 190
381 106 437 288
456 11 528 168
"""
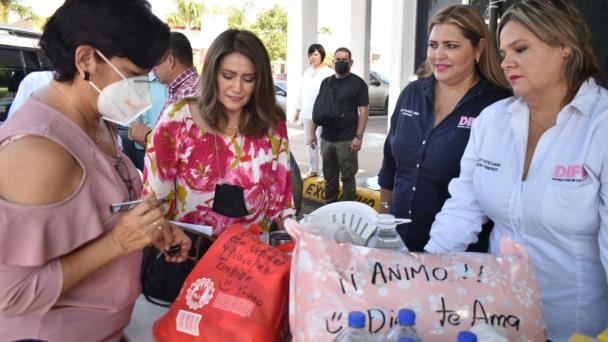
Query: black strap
140 233 210 307
140 247 172 307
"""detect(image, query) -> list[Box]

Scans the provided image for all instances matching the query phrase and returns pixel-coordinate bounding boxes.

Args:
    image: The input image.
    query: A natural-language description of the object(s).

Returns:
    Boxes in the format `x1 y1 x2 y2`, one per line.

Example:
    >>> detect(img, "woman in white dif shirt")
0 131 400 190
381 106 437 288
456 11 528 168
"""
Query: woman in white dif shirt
425 1 607 341
294 43 334 177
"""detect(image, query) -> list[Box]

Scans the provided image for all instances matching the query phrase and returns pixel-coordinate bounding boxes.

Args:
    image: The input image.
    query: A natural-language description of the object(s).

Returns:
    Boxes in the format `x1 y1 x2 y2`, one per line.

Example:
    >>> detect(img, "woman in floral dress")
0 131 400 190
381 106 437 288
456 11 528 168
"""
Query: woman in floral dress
143 29 294 236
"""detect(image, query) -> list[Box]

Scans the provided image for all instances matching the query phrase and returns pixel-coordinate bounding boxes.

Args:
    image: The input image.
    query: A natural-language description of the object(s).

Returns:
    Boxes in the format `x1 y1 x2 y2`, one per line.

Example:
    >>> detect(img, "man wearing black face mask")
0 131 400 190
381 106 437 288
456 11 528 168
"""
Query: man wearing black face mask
311 47 369 203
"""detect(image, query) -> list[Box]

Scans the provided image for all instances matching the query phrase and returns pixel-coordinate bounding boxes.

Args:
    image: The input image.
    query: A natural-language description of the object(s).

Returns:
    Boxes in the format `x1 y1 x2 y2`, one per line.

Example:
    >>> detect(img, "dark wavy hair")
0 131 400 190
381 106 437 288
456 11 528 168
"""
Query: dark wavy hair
39 0 170 82
198 29 279 137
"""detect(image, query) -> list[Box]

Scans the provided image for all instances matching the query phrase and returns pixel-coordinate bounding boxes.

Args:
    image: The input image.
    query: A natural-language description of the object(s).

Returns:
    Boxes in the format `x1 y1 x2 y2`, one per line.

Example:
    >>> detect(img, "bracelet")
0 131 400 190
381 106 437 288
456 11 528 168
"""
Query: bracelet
355 134 363 140
380 201 390 209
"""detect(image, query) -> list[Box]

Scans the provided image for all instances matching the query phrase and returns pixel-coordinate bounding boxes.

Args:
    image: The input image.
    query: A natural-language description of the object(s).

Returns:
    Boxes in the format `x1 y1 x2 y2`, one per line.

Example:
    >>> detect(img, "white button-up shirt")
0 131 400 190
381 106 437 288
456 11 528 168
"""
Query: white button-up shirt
297 65 335 119
426 79 608 342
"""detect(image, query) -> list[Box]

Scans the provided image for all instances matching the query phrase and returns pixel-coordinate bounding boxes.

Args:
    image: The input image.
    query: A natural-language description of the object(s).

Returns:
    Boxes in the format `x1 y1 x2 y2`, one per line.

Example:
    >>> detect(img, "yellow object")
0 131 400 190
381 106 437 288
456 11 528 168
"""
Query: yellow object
302 176 380 211
597 328 608 342
567 333 594 342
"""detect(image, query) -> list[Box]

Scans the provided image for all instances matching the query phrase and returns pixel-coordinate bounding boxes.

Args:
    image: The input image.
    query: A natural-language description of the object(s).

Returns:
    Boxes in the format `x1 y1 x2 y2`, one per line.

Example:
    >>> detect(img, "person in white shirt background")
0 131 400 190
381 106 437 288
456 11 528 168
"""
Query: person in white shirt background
425 0 607 341
294 43 334 178
5 69 125 149
5 70 53 122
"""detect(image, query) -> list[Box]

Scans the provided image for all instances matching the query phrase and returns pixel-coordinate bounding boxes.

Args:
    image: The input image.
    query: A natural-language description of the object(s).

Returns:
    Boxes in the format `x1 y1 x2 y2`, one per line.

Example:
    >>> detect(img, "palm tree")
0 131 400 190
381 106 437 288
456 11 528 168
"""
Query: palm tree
0 0 45 29
166 0 204 30
0 0 15 23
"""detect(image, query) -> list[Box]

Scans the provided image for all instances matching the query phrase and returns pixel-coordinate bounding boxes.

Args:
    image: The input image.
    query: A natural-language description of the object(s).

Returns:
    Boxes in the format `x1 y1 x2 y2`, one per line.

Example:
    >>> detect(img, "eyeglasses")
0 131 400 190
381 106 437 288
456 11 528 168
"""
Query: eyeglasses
113 156 137 201
334 58 350 63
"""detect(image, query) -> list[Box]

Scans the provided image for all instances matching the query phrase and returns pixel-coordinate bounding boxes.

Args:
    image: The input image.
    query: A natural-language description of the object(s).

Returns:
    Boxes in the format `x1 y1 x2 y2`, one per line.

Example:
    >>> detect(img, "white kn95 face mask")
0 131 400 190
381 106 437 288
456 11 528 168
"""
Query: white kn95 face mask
86 49 152 126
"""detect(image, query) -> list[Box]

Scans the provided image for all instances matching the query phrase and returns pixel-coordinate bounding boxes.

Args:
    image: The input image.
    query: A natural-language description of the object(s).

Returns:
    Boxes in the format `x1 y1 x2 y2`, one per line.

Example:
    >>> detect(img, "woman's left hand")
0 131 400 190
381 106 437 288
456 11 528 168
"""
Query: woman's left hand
156 225 192 263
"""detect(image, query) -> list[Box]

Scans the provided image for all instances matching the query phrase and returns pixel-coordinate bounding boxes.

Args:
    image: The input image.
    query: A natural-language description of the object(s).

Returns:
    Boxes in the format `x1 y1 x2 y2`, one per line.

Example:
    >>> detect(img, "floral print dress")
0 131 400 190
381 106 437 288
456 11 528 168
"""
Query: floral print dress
143 98 294 236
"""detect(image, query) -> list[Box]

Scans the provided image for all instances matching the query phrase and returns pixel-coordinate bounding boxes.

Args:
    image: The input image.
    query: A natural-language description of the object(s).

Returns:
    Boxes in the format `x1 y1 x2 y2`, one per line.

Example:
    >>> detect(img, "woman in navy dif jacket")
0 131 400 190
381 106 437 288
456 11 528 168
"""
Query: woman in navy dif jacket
378 4 511 252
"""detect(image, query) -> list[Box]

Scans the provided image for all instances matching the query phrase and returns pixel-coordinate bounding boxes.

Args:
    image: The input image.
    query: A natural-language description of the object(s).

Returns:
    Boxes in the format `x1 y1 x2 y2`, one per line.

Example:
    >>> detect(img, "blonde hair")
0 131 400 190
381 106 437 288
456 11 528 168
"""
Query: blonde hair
498 0 604 105
424 5 509 89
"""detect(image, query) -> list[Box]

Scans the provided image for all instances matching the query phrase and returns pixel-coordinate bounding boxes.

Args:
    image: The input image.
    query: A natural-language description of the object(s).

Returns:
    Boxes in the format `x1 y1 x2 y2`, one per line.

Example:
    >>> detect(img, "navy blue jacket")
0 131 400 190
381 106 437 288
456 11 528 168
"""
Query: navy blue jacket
378 76 511 251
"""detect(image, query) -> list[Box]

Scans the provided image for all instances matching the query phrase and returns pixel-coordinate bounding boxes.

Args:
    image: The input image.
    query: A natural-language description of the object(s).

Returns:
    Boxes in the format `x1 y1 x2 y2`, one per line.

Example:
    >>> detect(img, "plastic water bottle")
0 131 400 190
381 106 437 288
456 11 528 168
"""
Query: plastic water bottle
457 331 477 342
333 311 370 342
367 214 408 252
385 309 424 342
397 337 418 342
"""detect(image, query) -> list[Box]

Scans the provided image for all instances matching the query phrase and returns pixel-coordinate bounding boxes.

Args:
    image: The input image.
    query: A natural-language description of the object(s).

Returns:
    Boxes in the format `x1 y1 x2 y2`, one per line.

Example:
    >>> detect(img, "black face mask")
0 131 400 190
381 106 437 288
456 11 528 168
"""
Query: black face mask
212 183 249 218
335 61 350 75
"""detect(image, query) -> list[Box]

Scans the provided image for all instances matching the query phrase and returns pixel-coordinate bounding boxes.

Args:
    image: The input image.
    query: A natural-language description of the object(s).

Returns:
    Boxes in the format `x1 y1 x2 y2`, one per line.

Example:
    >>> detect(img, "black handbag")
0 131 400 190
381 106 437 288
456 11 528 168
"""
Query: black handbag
312 76 343 126
140 231 214 306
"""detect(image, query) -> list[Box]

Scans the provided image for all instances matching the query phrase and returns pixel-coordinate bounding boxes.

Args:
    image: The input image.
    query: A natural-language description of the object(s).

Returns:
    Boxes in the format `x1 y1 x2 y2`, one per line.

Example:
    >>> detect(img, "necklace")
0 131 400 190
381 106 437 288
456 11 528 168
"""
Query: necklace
49 82 101 144
529 113 551 131
225 124 239 133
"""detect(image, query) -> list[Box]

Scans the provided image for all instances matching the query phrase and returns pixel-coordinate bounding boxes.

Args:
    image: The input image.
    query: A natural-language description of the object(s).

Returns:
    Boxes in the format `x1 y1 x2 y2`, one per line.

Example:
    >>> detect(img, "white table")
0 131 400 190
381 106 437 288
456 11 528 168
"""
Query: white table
123 295 169 342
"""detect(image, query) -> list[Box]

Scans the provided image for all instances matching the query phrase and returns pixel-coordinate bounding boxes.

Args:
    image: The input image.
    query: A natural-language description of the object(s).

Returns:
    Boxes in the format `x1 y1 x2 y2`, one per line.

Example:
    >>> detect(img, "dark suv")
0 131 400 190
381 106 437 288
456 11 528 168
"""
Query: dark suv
0 25 52 122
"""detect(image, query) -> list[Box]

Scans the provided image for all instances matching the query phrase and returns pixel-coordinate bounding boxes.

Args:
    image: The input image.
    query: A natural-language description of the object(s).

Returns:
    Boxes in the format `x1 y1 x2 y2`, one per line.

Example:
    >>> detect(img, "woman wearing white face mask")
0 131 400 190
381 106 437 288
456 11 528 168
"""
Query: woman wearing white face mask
0 0 191 341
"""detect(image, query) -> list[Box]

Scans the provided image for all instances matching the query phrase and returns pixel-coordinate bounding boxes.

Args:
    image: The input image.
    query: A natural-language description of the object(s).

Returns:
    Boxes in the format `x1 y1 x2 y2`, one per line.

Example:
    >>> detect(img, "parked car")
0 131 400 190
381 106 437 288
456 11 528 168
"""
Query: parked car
274 80 287 113
368 70 389 116
0 25 52 122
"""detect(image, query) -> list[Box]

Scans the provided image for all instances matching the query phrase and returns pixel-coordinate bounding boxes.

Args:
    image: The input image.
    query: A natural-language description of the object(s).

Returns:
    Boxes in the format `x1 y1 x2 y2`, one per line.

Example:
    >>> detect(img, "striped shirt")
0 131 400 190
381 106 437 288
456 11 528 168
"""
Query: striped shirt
159 66 199 119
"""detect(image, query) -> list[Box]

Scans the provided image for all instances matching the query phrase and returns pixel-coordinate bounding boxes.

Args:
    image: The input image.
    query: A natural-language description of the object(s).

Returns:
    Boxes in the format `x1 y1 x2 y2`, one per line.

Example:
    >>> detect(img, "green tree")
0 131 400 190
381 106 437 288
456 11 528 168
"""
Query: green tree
250 4 287 61
226 6 246 29
0 0 44 29
166 0 204 30
325 52 335 67
319 26 331 35
0 0 13 23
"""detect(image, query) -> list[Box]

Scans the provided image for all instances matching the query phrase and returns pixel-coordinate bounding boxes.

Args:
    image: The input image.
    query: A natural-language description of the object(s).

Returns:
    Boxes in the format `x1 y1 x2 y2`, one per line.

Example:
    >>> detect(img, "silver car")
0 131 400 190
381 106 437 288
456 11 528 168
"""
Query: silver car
274 81 287 113
368 70 389 116
275 73 387 116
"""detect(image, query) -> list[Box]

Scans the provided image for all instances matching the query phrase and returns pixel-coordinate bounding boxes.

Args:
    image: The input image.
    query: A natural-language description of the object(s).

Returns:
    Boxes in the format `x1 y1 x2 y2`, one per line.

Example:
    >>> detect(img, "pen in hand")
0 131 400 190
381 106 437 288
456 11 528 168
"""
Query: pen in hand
109 198 170 214
156 244 182 259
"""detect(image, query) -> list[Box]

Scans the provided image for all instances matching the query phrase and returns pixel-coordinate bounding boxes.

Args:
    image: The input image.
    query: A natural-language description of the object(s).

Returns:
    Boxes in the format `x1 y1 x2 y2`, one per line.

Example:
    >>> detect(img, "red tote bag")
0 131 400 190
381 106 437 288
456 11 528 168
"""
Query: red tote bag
153 224 291 341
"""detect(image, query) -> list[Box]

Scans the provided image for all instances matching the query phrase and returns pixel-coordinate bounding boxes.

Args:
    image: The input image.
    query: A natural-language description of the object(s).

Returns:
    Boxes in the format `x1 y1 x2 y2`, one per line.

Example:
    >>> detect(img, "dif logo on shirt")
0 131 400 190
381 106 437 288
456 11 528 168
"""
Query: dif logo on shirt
552 164 588 182
457 116 475 129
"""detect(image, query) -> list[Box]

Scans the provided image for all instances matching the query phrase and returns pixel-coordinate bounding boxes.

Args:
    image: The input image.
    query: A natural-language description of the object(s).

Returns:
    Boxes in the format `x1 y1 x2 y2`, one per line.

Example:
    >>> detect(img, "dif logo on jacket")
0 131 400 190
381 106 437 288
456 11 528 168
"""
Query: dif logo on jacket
457 116 475 129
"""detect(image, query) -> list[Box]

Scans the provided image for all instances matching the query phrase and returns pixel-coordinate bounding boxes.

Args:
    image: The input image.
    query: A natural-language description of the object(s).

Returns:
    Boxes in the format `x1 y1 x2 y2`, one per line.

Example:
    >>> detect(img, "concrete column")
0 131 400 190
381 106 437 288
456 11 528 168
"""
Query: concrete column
286 0 318 121
387 0 418 131
345 0 372 81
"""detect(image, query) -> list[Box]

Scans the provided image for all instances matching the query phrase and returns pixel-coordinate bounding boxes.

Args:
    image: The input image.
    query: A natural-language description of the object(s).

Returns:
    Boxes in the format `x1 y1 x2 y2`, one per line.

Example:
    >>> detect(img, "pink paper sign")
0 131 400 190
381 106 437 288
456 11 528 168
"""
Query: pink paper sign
286 220 547 342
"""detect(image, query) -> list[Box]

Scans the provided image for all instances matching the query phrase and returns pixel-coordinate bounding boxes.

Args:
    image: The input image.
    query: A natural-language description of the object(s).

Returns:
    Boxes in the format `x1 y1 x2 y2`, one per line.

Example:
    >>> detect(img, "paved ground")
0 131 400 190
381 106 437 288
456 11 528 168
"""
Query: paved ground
287 114 388 216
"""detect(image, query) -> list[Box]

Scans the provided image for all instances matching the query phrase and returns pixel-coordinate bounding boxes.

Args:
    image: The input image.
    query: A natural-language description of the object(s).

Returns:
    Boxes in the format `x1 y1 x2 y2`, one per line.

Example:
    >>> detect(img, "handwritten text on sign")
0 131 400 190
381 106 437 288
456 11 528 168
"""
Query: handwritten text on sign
215 231 289 307
326 261 521 335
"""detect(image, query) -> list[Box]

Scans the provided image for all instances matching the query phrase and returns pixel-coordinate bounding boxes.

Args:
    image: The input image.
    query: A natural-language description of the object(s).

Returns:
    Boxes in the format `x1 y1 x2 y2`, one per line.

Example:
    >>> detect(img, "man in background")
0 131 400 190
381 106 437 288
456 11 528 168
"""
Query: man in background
122 72 167 170
128 31 199 160
5 70 53 122
311 47 369 203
